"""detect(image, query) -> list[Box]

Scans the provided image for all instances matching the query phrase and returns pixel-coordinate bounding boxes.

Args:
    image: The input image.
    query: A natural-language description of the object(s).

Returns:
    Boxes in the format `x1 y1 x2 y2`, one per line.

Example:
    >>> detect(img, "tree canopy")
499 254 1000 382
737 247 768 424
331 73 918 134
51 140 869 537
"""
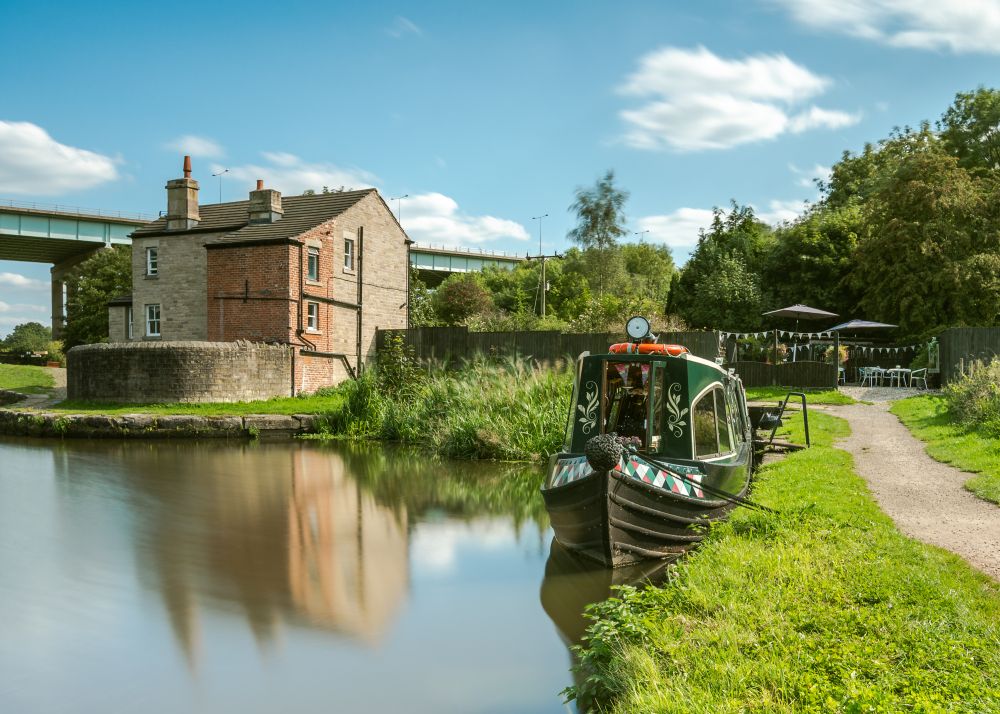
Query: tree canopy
2 322 51 354
63 246 132 349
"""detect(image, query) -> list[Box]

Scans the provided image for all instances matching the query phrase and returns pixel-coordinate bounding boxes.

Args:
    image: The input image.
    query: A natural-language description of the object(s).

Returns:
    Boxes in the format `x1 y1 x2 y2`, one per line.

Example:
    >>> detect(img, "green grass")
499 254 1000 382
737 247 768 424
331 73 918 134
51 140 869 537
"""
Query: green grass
891 395 1000 505
571 411 1000 713
745 386 856 405
46 392 346 417
0 364 55 395
319 359 573 461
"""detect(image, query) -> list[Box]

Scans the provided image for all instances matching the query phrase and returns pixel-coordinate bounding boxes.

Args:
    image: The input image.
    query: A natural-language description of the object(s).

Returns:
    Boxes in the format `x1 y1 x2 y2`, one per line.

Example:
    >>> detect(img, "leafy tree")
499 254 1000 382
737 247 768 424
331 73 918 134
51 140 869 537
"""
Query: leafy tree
938 87 1000 174
2 322 51 353
63 246 132 348
764 204 863 319
848 142 1000 338
567 170 629 296
408 268 439 327
673 203 772 329
432 273 494 326
620 241 675 308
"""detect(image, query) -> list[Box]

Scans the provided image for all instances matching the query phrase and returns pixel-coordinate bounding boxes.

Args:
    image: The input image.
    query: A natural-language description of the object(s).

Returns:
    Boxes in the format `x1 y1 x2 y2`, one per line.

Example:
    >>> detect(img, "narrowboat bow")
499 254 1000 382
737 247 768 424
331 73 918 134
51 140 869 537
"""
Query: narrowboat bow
542 318 754 567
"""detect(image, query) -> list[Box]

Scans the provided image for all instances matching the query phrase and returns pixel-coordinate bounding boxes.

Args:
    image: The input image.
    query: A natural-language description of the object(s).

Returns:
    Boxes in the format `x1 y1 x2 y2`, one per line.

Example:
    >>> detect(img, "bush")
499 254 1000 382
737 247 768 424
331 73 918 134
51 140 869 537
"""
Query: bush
943 358 1000 436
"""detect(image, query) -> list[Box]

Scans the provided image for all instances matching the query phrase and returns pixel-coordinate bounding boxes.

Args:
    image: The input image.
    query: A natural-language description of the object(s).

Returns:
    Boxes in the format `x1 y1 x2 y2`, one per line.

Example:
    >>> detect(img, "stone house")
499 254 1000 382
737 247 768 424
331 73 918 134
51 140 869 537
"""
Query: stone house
108 156 410 393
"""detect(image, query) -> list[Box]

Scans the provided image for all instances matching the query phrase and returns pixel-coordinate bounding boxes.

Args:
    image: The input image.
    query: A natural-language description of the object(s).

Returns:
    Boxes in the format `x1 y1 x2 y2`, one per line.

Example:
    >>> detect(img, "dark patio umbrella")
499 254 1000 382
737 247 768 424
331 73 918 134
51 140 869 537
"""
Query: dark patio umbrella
763 304 839 321
826 319 897 332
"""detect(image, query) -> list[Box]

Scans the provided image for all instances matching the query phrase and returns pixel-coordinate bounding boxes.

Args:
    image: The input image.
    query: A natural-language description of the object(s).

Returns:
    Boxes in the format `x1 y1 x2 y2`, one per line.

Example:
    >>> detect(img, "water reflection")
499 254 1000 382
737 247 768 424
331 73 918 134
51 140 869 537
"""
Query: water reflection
0 436 581 713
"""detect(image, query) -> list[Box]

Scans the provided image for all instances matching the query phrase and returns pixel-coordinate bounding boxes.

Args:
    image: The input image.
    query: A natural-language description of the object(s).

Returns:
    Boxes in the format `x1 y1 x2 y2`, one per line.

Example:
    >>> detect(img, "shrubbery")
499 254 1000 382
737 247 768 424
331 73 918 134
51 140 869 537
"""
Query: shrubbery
320 341 573 461
943 358 1000 436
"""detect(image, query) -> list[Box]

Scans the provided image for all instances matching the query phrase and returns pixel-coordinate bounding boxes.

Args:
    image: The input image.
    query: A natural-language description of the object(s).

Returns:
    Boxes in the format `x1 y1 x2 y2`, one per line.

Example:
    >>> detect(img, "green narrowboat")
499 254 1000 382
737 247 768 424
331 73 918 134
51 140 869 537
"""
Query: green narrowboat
541 319 754 567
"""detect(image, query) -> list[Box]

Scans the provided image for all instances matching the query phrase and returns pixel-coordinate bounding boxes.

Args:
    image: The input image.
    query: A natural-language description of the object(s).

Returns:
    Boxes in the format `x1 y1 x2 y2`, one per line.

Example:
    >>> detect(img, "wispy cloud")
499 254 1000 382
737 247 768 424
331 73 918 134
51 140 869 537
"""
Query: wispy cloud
772 0 1000 54
165 134 224 159
617 46 859 151
403 192 530 246
215 152 378 196
0 272 48 291
0 301 46 314
386 16 422 38
789 162 832 189
0 121 118 195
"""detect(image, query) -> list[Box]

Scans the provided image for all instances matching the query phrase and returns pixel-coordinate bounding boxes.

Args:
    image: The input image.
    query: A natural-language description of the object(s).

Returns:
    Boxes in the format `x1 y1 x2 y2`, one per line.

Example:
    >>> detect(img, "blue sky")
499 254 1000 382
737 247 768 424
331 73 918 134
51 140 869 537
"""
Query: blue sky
4 0 1000 336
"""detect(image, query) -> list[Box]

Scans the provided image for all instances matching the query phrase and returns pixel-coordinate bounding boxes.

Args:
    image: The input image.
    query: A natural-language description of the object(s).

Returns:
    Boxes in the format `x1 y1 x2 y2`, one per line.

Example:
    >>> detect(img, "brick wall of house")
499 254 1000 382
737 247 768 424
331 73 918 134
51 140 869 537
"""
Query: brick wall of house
132 231 230 341
206 243 295 342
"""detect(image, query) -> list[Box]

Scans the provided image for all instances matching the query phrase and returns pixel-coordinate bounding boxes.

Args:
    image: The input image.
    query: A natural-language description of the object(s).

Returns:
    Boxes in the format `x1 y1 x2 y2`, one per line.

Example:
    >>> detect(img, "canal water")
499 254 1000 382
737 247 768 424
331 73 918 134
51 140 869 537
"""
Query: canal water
0 437 641 713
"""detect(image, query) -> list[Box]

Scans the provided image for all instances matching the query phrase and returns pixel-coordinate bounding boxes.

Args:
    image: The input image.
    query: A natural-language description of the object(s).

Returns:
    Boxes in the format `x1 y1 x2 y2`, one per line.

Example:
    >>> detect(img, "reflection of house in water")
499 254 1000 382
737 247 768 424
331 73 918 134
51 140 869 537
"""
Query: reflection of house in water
95 443 409 666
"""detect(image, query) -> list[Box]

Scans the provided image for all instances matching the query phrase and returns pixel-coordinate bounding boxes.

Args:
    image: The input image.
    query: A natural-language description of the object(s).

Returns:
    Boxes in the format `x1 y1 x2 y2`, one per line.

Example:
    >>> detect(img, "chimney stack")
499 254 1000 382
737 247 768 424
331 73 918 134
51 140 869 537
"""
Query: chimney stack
165 155 200 230
248 179 283 224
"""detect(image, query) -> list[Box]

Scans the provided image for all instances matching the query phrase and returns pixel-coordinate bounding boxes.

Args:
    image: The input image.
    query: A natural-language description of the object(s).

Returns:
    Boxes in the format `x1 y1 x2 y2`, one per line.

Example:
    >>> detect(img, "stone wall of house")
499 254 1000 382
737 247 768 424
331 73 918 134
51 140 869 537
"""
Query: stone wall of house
108 305 128 343
67 341 292 403
131 230 231 342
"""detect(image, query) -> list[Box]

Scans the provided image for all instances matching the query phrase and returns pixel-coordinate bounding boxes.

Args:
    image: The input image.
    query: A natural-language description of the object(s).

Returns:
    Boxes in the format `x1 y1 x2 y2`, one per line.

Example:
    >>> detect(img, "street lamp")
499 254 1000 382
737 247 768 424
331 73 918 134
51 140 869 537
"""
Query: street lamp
634 229 650 241
389 195 409 225
531 214 551 317
211 168 229 203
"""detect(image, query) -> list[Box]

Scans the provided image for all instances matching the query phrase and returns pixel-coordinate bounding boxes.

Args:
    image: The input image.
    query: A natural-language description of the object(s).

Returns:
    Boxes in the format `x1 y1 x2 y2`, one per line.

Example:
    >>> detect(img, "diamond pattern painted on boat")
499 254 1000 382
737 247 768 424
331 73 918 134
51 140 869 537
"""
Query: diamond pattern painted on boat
551 456 592 487
615 455 705 498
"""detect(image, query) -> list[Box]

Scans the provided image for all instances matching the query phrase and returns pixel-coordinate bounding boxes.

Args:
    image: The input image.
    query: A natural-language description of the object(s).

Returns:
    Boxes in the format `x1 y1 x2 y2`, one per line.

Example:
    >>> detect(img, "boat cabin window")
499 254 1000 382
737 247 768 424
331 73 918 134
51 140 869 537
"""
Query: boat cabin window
603 361 651 448
692 385 734 458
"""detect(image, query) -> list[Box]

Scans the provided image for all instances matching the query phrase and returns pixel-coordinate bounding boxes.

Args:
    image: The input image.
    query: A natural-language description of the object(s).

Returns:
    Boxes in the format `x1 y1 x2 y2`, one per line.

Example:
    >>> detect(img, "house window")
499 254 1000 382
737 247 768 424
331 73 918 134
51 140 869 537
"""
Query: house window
307 248 319 281
146 247 158 276
344 236 355 271
145 304 161 337
306 301 319 331
126 306 133 339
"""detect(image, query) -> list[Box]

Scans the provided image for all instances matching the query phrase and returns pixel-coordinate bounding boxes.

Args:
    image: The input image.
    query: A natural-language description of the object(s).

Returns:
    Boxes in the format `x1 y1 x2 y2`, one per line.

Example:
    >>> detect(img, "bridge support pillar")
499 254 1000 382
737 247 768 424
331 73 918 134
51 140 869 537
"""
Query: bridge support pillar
50 248 103 339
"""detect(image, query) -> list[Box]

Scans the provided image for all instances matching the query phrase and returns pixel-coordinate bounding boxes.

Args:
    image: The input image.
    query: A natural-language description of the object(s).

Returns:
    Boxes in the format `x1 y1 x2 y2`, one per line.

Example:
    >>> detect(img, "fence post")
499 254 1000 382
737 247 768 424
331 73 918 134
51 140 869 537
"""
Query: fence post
772 329 778 386
834 331 840 389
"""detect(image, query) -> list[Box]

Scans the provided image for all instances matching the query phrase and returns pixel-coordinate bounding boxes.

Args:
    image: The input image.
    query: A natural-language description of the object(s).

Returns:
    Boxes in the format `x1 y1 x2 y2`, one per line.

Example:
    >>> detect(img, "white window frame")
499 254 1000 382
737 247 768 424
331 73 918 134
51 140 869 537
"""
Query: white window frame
344 235 355 272
146 247 158 276
307 247 320 281
126 306 133 339
145 304 161 337
306 301 320 331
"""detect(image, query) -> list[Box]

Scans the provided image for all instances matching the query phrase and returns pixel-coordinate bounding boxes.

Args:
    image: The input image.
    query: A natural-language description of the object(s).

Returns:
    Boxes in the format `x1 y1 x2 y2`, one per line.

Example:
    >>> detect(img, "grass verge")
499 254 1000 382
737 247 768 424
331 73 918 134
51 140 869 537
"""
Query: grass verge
745 386 855 405
45 392 346 417
571 410 1000 712
891 395 1000 505
0 364 55 394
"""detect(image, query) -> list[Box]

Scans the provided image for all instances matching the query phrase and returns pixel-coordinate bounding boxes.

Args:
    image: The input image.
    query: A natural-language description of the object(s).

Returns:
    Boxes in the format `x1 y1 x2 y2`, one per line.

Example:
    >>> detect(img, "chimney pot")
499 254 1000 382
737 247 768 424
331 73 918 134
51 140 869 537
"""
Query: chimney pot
256 179 264 190
183 155 192 179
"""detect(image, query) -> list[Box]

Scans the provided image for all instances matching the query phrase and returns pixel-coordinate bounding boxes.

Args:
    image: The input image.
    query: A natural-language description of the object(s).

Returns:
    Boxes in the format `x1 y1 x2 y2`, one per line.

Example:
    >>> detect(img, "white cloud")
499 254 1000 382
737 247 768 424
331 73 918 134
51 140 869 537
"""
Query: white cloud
0 272 48 291
386 16 422 38
403 192 530 246
789 162 832 189
617 46 859 151
410 519 517 575
165 134 224 159
0 121 118 195
637 200 808 253
772 0 1000 54
216 153 378 196
0 301 46 314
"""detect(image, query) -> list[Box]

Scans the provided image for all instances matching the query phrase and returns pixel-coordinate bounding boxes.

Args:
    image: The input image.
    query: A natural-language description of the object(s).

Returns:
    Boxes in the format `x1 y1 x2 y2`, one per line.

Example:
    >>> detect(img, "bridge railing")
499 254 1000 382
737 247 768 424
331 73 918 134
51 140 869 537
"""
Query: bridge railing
0 198 153 222
410 243 525 259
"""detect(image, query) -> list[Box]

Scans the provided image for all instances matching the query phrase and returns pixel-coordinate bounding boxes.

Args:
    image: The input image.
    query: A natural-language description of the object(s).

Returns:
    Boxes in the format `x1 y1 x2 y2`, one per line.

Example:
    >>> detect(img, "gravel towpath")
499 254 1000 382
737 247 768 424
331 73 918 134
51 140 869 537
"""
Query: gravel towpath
833 401 1000 580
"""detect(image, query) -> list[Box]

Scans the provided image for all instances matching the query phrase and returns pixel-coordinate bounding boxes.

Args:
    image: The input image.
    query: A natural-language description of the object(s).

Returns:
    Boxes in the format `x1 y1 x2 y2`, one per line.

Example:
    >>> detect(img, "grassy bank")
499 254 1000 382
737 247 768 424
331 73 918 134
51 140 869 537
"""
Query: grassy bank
745 385 855 405
319 359 573 461
892 395 1000 505
0 364 55 394
572 411 1000 712
47 392 347 417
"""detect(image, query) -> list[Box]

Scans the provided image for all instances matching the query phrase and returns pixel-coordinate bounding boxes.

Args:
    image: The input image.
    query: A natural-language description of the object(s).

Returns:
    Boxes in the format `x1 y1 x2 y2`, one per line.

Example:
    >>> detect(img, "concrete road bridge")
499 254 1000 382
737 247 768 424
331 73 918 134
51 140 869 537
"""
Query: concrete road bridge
0 200 151 336
0 200 525 335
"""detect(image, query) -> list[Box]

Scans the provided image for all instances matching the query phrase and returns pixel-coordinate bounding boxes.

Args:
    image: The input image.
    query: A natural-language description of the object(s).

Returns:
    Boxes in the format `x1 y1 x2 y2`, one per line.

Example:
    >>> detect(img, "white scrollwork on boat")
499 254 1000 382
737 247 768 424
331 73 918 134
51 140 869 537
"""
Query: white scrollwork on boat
577 381 599 434
666 382 688 438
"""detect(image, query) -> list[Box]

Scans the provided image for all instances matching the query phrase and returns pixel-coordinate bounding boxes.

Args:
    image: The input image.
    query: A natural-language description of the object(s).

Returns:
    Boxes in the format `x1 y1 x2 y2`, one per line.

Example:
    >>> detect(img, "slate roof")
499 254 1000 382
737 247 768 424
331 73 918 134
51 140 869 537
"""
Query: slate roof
131 189 378 246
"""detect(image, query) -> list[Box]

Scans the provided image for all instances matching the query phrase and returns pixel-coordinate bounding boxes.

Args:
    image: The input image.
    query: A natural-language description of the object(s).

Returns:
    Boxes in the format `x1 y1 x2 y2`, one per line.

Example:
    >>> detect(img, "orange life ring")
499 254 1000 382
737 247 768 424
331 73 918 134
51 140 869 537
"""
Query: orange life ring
608 343 689 356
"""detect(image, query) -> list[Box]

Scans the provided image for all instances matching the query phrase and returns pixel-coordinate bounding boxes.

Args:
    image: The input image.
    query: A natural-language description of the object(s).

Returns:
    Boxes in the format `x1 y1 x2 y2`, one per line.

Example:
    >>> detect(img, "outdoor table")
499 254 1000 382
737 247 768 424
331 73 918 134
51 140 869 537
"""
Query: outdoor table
885 367 911 387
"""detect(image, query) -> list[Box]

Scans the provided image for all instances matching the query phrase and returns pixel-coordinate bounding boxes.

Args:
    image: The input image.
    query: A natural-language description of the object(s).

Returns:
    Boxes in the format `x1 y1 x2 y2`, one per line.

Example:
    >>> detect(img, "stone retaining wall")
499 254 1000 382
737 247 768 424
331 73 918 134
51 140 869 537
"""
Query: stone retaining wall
0 409 323 439
67 341 293 403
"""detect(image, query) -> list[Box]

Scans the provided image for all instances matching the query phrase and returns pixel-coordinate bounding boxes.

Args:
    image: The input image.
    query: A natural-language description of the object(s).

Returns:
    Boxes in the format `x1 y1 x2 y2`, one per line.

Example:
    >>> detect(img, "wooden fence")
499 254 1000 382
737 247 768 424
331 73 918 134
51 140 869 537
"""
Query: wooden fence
375 327 720 363
939 327 1000 385
725 360 838 389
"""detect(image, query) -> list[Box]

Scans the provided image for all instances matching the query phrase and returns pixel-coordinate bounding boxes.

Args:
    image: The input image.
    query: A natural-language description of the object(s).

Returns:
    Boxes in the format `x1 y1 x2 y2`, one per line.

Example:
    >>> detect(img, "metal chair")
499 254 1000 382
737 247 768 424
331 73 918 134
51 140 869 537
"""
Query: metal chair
860 367 878 387
910 368 928 390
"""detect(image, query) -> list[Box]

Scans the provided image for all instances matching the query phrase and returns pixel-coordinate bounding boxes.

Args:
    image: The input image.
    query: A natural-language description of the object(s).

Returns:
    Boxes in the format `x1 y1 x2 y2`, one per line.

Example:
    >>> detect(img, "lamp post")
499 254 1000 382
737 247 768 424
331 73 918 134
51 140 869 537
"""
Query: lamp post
389 195 409 225
532 214 549 316
634 229 650 241
211 168 229 203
